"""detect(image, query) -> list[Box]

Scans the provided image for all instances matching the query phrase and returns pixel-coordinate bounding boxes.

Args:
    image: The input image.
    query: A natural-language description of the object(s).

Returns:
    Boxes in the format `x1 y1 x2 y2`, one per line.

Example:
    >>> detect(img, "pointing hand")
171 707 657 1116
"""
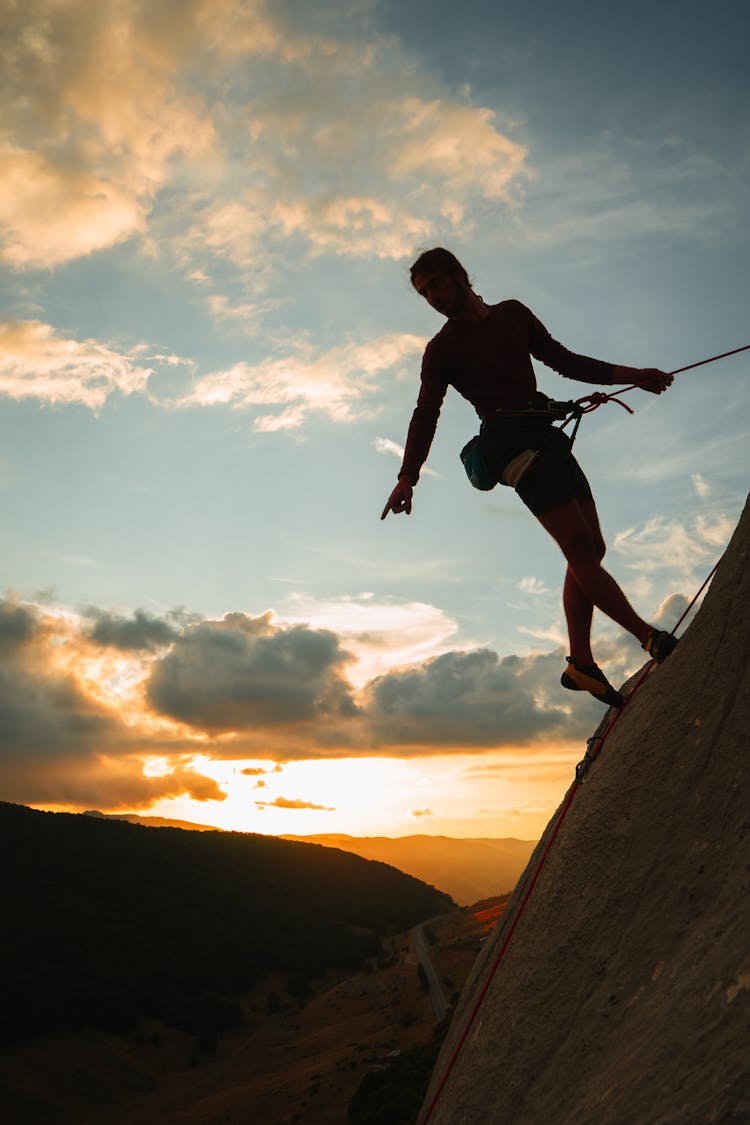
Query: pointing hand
381 479 413 519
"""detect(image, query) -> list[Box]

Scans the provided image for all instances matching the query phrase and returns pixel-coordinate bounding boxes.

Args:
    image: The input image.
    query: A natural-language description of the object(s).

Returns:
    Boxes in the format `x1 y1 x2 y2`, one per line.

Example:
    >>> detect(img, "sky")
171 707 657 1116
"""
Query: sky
1 0 748 841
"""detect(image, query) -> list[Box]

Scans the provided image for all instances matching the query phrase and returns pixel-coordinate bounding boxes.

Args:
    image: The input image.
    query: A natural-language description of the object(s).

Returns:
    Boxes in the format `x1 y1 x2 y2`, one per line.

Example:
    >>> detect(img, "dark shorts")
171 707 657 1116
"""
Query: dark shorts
481 415 594 516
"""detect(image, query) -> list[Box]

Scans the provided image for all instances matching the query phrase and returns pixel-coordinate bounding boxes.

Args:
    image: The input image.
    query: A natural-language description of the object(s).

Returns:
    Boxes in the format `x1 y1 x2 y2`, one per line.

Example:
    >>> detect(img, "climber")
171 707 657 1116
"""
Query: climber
381 248 678 707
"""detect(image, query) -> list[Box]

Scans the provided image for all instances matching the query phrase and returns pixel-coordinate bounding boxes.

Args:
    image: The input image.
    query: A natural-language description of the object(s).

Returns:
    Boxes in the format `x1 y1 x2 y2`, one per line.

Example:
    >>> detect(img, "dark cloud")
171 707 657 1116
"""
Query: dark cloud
0 602 116 766
0 598 224 809
0 600 37 650
86 608 178 651
360 648 596 749
147 611 358 731
1 756 226 809
0 592 625 813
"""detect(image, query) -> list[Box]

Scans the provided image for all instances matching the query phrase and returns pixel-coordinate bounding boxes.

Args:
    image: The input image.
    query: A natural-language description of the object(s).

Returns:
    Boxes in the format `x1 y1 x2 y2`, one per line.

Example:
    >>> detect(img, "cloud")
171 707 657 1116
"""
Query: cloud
182 78 527 273
178 333 425 427
0 593 613 813
0 150 146 269
518 577 551 596
691 473 711 499
360 647 596 750
206 294 286 330
0 320 153 408
146 610 358 731
391 98 526 201
0 598 223 808
280 593 459 686
0 0 215 268
2 0 529 277
613 512 734 577
255 796 335 811
0 600 37 650
86 609 179 651
653 592 691 630
374 436 439 477
0 601 121 767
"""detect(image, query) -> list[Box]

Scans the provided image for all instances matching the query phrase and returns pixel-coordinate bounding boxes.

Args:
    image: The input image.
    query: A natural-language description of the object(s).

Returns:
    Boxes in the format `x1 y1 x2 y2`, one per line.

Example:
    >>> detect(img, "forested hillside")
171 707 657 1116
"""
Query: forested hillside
0 802 453 1046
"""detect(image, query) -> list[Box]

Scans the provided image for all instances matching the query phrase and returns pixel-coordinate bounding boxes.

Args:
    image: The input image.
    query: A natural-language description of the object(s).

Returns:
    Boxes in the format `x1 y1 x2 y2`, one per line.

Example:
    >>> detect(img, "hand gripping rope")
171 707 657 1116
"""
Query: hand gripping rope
561 343 750 446
417 556 727 1125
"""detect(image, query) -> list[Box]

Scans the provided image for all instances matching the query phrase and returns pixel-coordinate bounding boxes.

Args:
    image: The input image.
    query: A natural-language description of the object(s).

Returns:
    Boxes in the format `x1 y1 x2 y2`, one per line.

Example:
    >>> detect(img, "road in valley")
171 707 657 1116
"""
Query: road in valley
411 918 451 1022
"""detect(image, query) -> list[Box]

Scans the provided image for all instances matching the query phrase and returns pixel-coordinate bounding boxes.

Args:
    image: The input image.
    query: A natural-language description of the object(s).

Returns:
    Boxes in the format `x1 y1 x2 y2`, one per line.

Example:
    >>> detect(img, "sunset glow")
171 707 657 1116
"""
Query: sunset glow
1 0 748 842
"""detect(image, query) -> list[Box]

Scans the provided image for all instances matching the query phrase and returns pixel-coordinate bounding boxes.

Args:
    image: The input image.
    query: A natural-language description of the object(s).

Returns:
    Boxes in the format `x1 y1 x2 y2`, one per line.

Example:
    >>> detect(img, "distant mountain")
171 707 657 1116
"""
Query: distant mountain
0 802 453 1047
281 834 537 904
84 814 537 903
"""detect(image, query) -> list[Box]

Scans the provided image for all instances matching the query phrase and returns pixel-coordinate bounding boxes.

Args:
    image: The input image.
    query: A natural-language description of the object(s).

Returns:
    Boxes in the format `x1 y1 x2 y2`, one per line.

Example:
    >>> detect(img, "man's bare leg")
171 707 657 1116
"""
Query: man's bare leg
563 567 595 664
561 499 603 663
536 498 651 654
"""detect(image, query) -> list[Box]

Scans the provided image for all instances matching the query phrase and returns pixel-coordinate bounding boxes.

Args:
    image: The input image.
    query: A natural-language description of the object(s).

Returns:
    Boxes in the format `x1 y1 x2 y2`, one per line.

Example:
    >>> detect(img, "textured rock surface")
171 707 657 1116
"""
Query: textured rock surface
422 494 750 1125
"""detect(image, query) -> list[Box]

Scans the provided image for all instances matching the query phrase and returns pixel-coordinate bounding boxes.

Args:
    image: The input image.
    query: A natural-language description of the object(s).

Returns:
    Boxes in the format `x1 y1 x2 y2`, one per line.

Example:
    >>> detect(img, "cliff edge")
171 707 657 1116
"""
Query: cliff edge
422 494 750 1125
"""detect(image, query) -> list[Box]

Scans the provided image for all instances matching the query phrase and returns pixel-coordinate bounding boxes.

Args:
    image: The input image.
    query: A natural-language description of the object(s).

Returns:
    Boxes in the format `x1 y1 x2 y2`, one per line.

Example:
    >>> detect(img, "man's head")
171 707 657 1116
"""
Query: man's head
410 247 472 318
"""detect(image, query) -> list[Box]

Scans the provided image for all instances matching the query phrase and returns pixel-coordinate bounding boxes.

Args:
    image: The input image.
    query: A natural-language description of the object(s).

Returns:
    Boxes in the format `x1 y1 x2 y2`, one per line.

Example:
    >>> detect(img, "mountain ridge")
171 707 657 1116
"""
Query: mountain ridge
78 814 537 903
281 833 536 905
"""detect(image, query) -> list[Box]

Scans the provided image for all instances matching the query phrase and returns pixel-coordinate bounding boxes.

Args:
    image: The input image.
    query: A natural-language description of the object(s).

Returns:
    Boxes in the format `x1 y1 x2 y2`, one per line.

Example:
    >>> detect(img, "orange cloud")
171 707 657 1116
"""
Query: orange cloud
255 796 336 812
0 593 629 816
2 0 530 288
1 0 214 269
0 320 152 407
178 333 425 427
0 150 145 268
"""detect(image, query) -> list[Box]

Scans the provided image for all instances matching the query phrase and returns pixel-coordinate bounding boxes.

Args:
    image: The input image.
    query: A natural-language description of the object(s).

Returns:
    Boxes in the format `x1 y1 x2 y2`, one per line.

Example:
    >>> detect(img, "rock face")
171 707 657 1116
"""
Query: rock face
421 495 750 1125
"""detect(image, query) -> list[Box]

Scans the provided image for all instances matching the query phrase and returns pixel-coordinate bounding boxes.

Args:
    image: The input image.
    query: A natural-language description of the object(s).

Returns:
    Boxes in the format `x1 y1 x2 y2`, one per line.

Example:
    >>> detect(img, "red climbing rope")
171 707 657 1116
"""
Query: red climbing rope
578 343 750 415
558 343 750 446
418 555 723 1125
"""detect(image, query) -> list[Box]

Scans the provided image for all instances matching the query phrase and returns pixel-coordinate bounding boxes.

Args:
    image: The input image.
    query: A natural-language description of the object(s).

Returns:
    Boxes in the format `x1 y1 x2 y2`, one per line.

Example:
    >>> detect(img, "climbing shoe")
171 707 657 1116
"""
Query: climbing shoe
561 658 624 708
643 629 678 663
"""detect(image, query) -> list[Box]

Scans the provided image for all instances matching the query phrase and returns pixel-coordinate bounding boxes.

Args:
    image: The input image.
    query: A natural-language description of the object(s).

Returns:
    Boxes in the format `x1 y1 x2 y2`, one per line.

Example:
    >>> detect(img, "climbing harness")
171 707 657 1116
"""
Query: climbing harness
418 552 724 1125
461 344 749 491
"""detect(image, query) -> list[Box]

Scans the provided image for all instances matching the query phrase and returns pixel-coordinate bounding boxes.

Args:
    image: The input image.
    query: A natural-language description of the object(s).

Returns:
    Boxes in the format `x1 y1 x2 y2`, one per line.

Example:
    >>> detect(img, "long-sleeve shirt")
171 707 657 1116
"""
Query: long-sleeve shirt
398 299 615 483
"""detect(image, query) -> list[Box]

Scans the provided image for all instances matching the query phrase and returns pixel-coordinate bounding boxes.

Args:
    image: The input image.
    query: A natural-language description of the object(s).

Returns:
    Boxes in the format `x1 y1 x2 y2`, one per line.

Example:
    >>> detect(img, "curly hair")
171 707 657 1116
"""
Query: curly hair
409 247 471 288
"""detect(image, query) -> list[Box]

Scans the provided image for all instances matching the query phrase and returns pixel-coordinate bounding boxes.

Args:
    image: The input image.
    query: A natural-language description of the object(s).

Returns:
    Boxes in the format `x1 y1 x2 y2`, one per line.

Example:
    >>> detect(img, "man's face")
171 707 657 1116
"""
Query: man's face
412 269 469 318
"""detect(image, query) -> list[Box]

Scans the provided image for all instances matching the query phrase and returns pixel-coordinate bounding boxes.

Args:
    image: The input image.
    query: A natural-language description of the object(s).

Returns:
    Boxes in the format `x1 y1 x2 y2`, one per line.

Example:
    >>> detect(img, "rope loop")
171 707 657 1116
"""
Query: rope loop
575 390 635 415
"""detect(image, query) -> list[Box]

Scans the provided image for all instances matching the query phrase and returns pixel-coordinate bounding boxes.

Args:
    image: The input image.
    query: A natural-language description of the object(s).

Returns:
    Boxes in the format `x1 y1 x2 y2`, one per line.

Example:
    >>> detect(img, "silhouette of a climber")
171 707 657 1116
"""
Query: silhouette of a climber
381 247 677 706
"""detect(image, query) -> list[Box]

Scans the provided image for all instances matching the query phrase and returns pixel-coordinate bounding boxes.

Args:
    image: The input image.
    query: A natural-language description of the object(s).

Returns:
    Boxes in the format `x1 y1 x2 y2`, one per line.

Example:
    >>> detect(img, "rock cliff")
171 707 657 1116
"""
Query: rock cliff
421 494 750 1124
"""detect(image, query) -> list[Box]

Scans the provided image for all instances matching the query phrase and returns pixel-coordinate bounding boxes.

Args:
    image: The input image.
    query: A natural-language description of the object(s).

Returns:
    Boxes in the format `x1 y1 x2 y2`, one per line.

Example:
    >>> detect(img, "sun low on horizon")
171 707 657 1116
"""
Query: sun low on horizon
1 0 748 843
68 750 582 841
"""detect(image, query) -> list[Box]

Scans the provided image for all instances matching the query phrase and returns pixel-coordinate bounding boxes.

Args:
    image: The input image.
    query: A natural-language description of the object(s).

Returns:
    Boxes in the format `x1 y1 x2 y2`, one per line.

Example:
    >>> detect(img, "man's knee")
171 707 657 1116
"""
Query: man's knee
564 525 604 566
578 502 606 559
